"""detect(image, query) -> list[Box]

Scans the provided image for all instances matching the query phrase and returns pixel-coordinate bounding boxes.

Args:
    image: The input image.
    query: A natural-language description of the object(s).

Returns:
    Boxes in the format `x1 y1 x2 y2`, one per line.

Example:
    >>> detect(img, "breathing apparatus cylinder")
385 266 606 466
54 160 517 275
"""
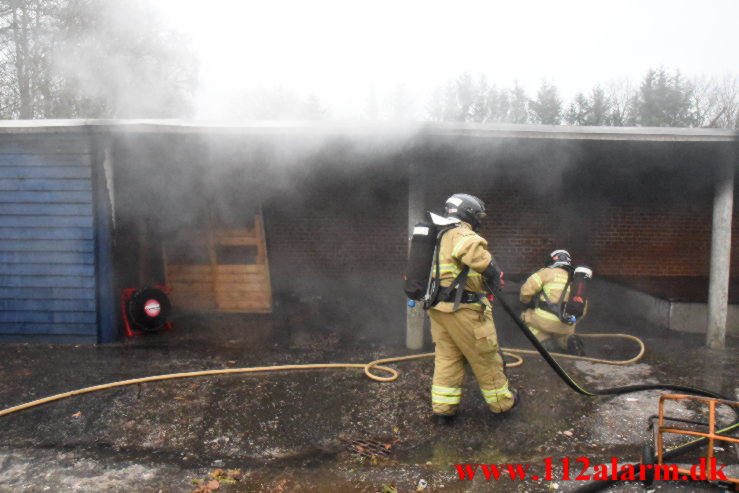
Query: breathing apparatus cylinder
563 266 592 323
403 217 439 302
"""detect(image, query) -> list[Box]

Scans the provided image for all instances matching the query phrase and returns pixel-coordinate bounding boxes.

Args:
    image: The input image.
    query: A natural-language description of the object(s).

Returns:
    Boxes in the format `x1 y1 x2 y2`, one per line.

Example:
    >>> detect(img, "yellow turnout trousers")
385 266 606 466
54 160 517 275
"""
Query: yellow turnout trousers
428 307 514 416
521 308 575 350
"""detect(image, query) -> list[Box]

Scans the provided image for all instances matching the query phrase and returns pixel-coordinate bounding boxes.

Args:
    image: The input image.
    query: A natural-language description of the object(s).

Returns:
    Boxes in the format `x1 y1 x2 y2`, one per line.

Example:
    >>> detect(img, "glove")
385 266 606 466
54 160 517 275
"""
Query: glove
482 261 503 293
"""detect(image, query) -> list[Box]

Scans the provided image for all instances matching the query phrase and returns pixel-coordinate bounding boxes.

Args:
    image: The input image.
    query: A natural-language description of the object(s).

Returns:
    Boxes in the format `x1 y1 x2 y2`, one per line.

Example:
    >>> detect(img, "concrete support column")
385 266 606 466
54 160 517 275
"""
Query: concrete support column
406 162 426 350
706 149 735 349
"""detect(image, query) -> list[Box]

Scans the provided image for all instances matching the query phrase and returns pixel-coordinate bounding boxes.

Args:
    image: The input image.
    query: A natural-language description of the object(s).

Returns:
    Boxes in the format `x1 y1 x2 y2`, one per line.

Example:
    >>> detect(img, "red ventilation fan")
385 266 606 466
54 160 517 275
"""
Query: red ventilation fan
121 286 174 338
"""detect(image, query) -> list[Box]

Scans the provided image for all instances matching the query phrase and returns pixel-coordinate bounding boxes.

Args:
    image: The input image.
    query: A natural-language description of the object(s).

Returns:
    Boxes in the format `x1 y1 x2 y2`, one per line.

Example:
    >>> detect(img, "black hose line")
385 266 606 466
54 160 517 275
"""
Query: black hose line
496 292 731 400
493 292 739 492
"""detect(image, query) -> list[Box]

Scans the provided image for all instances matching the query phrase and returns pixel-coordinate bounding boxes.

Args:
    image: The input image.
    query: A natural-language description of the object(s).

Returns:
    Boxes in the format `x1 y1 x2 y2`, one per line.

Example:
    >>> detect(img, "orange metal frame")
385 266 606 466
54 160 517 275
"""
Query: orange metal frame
656 393 739 489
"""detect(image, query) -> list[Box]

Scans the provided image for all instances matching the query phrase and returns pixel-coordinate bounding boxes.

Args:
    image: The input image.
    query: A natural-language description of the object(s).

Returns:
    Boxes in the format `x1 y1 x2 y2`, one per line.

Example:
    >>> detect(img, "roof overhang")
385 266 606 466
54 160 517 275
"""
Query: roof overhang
0 119 735 143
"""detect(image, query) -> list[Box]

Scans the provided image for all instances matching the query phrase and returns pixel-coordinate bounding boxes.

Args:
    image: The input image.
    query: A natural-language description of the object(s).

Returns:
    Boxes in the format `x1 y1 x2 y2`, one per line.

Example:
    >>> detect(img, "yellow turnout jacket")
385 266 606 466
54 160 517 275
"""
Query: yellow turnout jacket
431 222 493 313
520 266 575 334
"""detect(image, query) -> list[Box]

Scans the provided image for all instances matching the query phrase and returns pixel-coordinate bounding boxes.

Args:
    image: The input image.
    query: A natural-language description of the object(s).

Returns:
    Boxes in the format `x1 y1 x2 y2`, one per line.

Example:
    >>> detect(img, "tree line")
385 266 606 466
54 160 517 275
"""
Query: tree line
0 0 737 128
426 70 739 129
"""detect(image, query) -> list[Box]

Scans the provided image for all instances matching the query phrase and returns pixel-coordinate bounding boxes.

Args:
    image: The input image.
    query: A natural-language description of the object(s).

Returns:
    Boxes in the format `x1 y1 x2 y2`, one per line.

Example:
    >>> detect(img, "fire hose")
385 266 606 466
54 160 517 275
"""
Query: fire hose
0 332 642 417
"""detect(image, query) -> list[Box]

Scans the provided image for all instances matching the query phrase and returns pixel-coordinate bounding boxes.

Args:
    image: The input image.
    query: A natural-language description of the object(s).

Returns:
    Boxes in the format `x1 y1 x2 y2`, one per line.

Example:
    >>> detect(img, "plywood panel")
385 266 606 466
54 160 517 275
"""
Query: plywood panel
164 214 272 313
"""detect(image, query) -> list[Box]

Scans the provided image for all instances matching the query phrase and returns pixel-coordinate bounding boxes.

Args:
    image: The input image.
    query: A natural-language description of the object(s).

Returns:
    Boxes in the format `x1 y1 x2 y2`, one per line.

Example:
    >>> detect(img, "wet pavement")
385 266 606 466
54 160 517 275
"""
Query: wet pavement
0 309 737 493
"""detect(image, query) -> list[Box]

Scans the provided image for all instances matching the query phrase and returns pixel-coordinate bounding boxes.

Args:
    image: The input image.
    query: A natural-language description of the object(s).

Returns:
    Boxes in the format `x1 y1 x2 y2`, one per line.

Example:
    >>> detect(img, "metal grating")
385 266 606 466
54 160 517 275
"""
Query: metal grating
345 438 394 459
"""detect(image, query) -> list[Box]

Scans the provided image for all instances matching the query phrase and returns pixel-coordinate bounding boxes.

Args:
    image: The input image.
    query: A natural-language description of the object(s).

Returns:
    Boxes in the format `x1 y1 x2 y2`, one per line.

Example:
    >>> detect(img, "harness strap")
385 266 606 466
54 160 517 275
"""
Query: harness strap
438 288 482 304
450 266 470 311
427 225 470 310
536 289 560 316
434 266 469 307
535 272 574 321
424 227 453 310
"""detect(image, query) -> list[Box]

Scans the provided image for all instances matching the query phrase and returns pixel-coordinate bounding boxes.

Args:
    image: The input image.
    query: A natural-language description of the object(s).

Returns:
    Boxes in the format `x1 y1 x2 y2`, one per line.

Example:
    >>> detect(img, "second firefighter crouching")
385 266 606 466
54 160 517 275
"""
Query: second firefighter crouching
519 249 586 355
428 193 518 422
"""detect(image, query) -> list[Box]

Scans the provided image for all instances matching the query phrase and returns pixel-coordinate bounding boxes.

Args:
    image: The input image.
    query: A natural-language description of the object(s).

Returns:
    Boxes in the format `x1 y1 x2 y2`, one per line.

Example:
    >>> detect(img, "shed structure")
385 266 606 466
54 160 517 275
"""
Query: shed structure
0 121 736 347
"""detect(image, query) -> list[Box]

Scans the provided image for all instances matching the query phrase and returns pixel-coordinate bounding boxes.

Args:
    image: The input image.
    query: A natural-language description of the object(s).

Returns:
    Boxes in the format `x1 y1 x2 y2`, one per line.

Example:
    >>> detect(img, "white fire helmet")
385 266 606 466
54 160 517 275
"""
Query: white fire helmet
549 249 572 268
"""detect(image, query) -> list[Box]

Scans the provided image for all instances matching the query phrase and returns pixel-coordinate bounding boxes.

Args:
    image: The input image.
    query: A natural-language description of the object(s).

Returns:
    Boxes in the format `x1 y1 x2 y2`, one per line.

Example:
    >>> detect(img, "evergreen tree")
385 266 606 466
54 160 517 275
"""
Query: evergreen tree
565 92 589 125
486 85 511 122
529 81 562 124
508 81 529 124
588 86 610 125
636 68 697 127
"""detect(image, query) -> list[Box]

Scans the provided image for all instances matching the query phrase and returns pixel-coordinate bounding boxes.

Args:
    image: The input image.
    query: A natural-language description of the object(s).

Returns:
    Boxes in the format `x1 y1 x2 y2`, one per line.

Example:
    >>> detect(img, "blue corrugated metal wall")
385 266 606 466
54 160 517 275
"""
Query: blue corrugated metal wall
0 137 98 342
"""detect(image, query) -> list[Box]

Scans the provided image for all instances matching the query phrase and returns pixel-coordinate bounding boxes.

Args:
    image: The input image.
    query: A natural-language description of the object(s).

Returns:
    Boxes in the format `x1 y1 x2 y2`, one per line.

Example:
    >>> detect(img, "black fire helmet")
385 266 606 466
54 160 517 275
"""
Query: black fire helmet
444 193 486 230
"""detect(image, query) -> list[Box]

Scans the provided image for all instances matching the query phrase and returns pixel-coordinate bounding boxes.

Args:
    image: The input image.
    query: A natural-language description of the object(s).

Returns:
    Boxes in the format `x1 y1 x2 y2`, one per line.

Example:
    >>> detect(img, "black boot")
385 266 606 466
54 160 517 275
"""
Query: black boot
431 413 456 426
540 338 559 353
566 335 585 356
509 389 520 410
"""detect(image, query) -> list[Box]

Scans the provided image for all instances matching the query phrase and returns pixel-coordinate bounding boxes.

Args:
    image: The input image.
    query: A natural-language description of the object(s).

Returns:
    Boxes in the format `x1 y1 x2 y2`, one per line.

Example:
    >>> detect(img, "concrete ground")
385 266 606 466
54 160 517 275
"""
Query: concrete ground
0 304 737 493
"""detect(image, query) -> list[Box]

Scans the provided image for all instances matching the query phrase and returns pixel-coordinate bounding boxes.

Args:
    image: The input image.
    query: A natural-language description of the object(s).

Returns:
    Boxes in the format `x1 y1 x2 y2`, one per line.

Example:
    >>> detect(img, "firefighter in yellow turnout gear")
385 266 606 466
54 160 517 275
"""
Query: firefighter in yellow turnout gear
519 249 585 355
428 194 517 424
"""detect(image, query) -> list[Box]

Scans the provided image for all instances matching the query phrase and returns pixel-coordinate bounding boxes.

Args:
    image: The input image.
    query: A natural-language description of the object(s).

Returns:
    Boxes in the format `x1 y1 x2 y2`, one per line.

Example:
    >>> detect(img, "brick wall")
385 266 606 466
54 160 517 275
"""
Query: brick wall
263 162 737 305
411 138 737 299
265 204 408 278
264 166 409 281
481 192 717 279
265 139 738 307
262 161 410 343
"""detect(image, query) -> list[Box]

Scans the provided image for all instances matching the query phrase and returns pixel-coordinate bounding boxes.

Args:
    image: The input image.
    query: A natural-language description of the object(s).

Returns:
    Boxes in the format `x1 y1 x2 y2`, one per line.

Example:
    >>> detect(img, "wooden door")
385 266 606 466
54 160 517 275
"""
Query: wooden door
163 214 272 313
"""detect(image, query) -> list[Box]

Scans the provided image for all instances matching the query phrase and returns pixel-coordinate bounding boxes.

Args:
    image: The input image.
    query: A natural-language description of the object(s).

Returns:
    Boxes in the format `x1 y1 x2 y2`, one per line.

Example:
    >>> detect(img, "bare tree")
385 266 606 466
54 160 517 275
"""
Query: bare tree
691 75 721 127
701 74 739 128
0 0 194 119
0 0 60 118
716 74 739 128
605 78 638 126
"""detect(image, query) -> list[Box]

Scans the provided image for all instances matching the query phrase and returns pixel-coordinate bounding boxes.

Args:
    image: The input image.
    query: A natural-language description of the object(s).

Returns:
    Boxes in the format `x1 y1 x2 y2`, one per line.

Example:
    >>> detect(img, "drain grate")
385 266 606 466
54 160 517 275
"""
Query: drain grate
346 438 394 458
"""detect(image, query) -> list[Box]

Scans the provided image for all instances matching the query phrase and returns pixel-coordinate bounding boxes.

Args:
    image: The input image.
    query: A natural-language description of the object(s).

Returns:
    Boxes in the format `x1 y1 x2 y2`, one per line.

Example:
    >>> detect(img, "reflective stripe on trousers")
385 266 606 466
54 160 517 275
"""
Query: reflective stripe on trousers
481 381 512 404
431 385 462 405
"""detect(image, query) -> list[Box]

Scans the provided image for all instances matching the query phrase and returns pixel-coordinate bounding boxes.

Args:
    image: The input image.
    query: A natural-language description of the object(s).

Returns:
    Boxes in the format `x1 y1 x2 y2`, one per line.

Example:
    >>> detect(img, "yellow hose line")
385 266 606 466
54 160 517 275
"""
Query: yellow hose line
364 333 645 381
0 333 644 418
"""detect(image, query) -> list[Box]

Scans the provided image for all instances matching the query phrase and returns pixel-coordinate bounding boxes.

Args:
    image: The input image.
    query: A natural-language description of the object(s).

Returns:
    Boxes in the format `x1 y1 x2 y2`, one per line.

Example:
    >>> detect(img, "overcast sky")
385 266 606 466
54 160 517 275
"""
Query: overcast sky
152 0 739 120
